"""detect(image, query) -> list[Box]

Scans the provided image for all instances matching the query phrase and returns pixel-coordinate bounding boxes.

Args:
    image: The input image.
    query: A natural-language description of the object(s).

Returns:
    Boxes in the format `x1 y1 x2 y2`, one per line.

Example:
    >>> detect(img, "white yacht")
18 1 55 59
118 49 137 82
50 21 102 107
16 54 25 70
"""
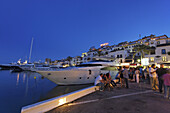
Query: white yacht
37 60 118 85
19 63 34 71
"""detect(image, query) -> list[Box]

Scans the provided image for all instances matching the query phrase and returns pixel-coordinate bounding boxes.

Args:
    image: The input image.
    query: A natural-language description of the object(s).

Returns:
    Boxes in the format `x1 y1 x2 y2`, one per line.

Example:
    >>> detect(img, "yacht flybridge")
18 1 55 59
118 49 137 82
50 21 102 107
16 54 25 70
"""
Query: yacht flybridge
37 60 118 85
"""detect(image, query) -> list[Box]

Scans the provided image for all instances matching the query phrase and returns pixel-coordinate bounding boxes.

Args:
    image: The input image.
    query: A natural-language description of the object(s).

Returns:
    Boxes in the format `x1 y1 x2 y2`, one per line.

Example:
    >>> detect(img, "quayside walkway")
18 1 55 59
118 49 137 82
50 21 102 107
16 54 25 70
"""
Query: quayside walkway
48 82 170 113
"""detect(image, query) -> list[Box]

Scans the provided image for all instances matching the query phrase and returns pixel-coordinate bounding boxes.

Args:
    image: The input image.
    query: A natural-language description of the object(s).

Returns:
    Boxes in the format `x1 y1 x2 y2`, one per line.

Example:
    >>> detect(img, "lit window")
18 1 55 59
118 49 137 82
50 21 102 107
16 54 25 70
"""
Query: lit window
150 57 154 62
162 56 167 62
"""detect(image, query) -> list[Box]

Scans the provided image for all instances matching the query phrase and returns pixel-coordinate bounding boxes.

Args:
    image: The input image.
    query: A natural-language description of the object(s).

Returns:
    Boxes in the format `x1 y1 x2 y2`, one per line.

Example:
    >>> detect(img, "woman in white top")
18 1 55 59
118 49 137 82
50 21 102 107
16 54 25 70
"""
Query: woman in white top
135 68 140 83
94 73 104 91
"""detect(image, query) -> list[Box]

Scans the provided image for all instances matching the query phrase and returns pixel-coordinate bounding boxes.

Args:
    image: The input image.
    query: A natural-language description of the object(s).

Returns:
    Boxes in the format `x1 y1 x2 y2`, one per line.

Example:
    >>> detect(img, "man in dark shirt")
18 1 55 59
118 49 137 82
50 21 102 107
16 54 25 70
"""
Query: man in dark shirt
156 64 167 93
123 66 129 88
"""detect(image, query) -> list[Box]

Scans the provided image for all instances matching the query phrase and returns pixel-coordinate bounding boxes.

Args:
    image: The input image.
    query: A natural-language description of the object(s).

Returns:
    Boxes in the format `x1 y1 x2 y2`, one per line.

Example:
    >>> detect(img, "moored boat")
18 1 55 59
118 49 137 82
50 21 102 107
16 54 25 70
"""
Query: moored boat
37 60 118 85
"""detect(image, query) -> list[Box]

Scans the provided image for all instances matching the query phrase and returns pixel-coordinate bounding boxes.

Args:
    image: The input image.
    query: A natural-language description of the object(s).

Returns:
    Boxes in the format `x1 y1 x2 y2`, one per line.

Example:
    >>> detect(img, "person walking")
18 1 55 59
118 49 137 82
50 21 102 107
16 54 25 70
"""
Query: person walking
139 67 143 80
147 66 150 84
144 67 148 80
156 64 167 93
135 67 140 83
132 68 136 82
123 66 129 88
149 64 158 91
162 69 170 99
119 67 124 87
129 68 133 81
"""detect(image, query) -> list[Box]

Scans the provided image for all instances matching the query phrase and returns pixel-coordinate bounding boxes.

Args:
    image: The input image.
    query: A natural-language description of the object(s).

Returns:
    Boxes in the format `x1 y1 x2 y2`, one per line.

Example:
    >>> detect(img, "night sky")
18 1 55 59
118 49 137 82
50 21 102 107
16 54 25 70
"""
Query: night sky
0 0 170 63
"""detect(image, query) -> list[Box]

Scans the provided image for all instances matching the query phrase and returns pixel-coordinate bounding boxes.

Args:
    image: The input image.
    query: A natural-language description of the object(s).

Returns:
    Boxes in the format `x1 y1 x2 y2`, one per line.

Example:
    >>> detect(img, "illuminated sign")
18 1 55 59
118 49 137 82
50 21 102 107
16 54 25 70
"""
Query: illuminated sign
100 43 109 47
141 58 149 66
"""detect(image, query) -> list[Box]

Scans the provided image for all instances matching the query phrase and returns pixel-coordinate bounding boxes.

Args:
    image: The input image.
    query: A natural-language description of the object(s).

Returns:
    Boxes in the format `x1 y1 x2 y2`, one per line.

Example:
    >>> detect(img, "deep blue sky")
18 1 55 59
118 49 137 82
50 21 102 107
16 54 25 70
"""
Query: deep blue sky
0 0 170 63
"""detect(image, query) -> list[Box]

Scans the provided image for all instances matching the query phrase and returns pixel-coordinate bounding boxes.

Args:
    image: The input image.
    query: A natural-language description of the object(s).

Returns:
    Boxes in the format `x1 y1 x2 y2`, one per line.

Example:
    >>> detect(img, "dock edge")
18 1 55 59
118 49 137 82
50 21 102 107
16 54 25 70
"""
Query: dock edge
21 86 99 113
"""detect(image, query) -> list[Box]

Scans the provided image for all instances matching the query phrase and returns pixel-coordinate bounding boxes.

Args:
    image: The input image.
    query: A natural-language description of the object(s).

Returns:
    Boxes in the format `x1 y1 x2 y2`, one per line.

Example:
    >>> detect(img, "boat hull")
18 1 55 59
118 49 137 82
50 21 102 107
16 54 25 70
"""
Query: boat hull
37 69 101 85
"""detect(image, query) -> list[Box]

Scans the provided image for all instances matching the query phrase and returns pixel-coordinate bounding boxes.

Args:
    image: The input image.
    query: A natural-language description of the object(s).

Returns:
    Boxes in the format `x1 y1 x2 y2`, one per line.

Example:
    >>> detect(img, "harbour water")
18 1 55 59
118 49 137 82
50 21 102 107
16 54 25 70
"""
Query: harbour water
0 70 92 113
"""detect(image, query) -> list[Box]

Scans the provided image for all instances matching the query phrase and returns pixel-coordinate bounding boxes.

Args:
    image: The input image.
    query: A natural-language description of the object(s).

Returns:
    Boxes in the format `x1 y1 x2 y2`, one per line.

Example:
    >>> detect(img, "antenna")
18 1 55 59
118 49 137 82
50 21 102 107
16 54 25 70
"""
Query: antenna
29 37 34 63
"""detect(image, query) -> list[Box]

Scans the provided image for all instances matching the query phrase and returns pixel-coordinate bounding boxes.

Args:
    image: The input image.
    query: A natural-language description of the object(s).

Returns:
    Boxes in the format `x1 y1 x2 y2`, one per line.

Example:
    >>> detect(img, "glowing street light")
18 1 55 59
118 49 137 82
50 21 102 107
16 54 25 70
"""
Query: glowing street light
137 59 141 63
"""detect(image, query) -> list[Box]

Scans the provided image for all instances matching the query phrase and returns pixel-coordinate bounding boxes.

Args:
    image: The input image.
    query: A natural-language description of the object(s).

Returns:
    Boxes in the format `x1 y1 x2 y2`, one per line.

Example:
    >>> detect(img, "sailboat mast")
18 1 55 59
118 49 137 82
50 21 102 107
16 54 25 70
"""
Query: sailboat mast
29 37 34 63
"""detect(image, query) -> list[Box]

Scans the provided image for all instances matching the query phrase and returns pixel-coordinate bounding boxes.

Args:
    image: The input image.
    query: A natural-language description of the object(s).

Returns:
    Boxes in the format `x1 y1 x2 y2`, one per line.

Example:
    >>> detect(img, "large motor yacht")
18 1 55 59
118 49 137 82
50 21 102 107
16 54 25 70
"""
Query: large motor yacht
37 60 118 85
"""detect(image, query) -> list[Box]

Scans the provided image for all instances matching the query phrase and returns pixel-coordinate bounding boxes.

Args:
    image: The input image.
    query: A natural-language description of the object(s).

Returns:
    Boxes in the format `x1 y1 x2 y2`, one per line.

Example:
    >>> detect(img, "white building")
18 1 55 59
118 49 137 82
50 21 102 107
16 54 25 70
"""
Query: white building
53 34 170 67
146 43 170 64
108 48 129 63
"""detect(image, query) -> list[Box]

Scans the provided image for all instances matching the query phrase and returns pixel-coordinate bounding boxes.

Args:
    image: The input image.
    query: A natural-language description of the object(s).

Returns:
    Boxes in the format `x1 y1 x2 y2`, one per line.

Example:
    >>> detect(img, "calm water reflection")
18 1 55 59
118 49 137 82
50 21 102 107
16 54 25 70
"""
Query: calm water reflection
0 70 92 113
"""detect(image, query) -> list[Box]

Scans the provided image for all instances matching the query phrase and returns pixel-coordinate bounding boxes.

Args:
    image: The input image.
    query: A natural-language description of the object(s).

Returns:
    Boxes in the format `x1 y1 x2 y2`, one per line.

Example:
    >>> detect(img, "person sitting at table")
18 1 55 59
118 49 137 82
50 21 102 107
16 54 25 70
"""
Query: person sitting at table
94 73 105 91
106 72 117 87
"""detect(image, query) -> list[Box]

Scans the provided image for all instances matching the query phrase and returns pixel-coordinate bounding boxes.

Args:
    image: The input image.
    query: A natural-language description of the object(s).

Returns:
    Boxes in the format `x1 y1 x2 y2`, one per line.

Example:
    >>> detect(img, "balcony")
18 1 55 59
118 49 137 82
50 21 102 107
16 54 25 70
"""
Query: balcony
157 43 170 47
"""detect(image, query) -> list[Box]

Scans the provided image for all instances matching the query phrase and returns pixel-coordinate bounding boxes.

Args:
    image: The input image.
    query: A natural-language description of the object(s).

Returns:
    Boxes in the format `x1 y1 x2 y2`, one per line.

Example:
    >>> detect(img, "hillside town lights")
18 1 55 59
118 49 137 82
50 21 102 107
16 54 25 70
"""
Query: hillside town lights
100 43 109 47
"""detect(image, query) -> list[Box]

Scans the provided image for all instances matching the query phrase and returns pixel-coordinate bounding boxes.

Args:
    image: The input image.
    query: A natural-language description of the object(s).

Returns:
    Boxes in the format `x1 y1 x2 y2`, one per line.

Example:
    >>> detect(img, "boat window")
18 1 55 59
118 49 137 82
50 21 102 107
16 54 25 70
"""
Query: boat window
94 77 96 79
48 73 51 75
87 77 89 79
90 60 110 62
89 70 91 75
76 64 102 67
64 77 66 79
79 77 82 79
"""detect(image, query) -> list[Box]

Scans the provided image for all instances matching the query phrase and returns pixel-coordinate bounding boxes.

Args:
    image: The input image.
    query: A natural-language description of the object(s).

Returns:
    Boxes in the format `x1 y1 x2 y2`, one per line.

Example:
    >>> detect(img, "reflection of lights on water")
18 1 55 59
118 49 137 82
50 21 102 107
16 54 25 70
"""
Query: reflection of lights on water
25 74 29 96
59 98 66 105
16 73 20 86
23 73 26 83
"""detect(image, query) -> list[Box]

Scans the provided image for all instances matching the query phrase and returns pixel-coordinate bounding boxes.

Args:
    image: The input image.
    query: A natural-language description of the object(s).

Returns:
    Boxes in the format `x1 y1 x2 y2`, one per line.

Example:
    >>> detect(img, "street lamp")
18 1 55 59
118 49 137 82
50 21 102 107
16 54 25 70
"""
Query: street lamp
137 59 141 63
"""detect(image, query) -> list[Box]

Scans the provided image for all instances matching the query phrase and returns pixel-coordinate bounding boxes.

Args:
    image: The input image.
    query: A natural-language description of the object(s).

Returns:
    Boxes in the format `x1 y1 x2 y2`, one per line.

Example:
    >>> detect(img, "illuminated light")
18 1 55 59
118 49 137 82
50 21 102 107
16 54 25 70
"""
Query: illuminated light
63 64 69 67
120 63 130 66
162 56 166 61
81 52 87 57
23 60 28 64
150 57 154 62
156 64 160 68
100 43 109 47
59 98 66 105
23 73 26 83
16 73 20 86
141 58 149 66
137 64 141 66
137 59 141 63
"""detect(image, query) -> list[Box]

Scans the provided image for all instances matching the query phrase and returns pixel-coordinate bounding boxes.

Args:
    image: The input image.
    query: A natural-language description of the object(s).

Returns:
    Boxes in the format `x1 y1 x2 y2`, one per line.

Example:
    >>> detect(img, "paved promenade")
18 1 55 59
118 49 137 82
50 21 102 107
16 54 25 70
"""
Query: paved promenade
47 82 170 113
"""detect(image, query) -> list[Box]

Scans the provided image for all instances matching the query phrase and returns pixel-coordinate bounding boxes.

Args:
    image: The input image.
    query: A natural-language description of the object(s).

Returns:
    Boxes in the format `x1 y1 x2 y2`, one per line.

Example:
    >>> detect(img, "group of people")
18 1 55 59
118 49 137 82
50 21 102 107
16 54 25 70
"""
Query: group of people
94 64 170 99
94 73 117 91
149 64 170 99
